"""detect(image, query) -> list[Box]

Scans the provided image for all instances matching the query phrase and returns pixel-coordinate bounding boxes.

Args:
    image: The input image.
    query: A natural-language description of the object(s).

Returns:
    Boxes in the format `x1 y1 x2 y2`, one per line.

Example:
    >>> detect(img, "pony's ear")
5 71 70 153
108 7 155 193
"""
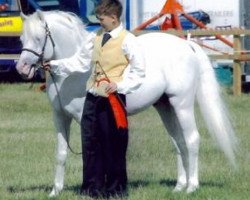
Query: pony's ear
20 12 28 20
36 9 45 22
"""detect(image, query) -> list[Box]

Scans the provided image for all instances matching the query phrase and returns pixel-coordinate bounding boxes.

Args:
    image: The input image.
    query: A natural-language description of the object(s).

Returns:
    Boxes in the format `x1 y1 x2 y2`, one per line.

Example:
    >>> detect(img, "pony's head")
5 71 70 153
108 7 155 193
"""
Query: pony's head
16 10 56 79
16 10 90 79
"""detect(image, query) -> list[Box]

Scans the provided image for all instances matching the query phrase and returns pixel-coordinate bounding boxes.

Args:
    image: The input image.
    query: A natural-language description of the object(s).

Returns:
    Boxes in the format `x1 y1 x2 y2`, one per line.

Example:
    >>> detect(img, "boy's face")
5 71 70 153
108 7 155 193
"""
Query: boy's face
97 14 119 32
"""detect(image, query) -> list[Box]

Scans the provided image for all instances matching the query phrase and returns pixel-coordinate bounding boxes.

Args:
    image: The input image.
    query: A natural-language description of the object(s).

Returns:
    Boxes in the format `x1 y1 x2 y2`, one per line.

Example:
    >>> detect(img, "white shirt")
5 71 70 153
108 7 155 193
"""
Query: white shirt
50 23 145 94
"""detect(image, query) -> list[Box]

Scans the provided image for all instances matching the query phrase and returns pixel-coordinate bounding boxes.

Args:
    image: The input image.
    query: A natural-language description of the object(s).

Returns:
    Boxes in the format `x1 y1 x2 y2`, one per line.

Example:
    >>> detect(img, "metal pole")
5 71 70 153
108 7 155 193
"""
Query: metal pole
125 0 130 30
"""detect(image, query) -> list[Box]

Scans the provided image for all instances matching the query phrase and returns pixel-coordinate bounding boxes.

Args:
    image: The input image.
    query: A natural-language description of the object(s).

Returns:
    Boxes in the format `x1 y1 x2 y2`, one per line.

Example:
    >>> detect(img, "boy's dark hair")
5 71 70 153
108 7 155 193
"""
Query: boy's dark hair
95 0 123 19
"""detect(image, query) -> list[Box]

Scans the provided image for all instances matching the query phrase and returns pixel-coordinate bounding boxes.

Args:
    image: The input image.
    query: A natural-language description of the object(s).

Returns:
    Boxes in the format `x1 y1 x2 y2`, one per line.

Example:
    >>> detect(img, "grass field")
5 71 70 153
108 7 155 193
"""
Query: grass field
0 83 250 200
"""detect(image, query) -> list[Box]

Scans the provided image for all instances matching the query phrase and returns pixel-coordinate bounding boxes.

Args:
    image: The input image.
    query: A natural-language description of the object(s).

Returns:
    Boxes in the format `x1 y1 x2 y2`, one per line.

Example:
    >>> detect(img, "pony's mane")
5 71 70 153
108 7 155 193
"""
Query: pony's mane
22 10 89 45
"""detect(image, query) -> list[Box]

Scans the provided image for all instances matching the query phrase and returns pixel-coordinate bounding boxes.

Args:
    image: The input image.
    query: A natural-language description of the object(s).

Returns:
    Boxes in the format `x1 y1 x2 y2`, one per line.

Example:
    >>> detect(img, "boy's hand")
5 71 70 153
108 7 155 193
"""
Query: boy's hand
105 82 117 94
43 62 51 71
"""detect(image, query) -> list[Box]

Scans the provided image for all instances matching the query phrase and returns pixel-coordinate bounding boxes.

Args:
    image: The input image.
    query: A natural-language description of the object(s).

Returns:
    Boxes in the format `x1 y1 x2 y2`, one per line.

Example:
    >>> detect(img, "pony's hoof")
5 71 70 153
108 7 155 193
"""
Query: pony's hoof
173 182 187 192
49 188 59 197
186 184 199 193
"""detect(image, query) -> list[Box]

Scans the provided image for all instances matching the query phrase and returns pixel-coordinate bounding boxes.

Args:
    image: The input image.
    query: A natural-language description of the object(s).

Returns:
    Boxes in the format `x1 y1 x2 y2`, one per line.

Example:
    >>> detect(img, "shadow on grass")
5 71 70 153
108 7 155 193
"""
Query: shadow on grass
7 184 81 194
200 181 224 188
159 179 224 188
7 179 225 196
7 185 51 193
129 178 176 188
129 180 150 188
159 179 176 187
7 181 151 195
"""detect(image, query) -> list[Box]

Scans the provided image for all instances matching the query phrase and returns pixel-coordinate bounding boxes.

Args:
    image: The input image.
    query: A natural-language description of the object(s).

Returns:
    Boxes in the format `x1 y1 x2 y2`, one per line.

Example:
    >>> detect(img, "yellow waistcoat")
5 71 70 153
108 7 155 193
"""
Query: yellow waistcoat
86 29 129 90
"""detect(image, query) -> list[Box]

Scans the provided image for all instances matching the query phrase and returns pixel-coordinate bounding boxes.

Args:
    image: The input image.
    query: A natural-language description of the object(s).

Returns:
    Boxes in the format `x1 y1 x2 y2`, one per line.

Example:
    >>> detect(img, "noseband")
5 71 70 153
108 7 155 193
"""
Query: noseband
22 22 55 76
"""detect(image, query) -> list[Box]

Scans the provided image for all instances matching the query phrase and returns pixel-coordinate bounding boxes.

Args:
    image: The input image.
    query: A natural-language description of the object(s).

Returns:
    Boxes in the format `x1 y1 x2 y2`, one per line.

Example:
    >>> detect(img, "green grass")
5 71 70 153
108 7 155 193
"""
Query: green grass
0 83 250 200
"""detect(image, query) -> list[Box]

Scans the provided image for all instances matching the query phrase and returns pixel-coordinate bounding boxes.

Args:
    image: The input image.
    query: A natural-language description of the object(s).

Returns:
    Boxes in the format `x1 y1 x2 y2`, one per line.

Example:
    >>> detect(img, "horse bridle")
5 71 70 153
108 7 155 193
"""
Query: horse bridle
21 22 55 77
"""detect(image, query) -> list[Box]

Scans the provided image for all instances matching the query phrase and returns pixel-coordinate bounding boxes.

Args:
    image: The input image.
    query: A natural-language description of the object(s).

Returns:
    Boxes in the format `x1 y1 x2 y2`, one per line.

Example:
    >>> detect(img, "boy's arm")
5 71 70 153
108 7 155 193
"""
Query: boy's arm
117 33 145 94
48 32 96 76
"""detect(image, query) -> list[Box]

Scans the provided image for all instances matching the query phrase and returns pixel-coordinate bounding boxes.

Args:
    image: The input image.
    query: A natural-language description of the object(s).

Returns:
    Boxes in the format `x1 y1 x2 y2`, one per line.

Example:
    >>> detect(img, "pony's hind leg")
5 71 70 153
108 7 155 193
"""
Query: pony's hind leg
49 111 72 197
155 94 200 193
154 97 188 192
170 96 200 193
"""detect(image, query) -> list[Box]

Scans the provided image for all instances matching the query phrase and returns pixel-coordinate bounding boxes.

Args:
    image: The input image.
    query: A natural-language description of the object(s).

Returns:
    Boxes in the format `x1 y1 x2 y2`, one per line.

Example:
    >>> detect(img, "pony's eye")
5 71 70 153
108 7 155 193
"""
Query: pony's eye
35 36 42 43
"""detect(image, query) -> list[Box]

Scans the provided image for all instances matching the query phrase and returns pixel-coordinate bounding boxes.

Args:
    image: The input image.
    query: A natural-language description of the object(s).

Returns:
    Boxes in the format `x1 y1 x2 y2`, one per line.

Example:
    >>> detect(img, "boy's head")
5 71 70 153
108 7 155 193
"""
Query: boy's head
95 0 123 31
95 0 122 19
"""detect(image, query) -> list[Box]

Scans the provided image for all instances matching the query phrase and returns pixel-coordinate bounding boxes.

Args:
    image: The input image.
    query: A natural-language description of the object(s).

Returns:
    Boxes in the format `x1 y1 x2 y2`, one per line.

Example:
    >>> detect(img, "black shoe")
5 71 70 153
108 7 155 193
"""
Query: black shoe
106 191 128 199
106 187 128 199
80 188 104 199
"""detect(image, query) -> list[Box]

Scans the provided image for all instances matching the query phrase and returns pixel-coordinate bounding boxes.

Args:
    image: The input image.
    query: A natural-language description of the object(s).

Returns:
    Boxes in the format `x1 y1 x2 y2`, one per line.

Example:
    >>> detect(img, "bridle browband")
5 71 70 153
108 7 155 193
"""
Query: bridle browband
22 22 55 77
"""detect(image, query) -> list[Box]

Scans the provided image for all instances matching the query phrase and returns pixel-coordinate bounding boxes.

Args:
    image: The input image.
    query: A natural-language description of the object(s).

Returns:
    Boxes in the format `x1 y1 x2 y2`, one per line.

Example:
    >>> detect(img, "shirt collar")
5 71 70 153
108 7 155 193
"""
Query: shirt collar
105 23 124 39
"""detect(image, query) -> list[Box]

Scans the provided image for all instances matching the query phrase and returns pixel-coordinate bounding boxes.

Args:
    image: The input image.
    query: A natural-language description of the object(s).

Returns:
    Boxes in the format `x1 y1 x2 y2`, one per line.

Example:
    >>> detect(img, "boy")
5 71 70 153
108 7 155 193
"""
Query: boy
44 0 145 198
81 0 145 198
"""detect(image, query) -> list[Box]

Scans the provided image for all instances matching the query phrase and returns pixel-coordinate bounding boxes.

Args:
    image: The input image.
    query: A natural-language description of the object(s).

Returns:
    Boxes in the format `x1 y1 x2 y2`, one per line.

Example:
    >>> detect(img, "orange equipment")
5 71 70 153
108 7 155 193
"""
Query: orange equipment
134 0 233 48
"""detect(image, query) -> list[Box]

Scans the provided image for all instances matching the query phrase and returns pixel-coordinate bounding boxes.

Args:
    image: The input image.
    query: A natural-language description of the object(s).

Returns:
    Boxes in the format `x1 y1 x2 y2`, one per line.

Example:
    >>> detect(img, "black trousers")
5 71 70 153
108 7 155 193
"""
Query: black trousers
80 92 128 197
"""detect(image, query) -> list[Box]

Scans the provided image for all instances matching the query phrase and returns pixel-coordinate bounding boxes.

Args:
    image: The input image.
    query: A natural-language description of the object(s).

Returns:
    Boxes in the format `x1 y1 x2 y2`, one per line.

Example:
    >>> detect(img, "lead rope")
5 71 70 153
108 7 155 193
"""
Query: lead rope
48 70 82 155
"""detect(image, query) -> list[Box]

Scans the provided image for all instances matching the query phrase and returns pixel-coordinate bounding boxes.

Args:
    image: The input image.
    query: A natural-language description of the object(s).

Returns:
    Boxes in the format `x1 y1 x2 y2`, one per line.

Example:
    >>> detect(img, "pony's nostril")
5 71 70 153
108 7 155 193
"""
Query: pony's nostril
22 62 28 69
31 64 37 68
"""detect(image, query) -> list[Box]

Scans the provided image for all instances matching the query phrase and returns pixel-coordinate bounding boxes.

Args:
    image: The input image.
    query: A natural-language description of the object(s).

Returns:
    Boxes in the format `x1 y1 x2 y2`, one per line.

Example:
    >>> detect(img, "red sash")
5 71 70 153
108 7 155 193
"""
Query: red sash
96 78 128 129
108 94 128 129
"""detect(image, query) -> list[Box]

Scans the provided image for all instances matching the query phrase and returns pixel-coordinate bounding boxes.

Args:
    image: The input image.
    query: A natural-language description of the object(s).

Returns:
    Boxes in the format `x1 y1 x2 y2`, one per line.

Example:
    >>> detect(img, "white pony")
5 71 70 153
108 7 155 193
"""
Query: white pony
16 11 237 197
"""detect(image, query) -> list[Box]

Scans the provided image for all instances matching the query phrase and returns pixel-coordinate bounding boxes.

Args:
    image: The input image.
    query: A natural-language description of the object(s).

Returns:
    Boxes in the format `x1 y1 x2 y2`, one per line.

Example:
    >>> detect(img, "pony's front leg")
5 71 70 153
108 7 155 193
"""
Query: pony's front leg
49 111 72 197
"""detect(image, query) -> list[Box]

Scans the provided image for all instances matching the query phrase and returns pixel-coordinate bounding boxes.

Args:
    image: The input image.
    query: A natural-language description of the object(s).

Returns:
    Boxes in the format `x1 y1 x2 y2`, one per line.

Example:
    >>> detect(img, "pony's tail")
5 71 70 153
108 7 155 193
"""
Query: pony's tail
189 41 238 168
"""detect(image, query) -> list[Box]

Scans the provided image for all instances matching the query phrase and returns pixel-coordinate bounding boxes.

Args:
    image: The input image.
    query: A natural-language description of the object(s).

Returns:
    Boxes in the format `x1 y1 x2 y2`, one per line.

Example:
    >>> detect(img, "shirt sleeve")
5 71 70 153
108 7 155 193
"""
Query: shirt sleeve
116 32 145 94
49 32 96 77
